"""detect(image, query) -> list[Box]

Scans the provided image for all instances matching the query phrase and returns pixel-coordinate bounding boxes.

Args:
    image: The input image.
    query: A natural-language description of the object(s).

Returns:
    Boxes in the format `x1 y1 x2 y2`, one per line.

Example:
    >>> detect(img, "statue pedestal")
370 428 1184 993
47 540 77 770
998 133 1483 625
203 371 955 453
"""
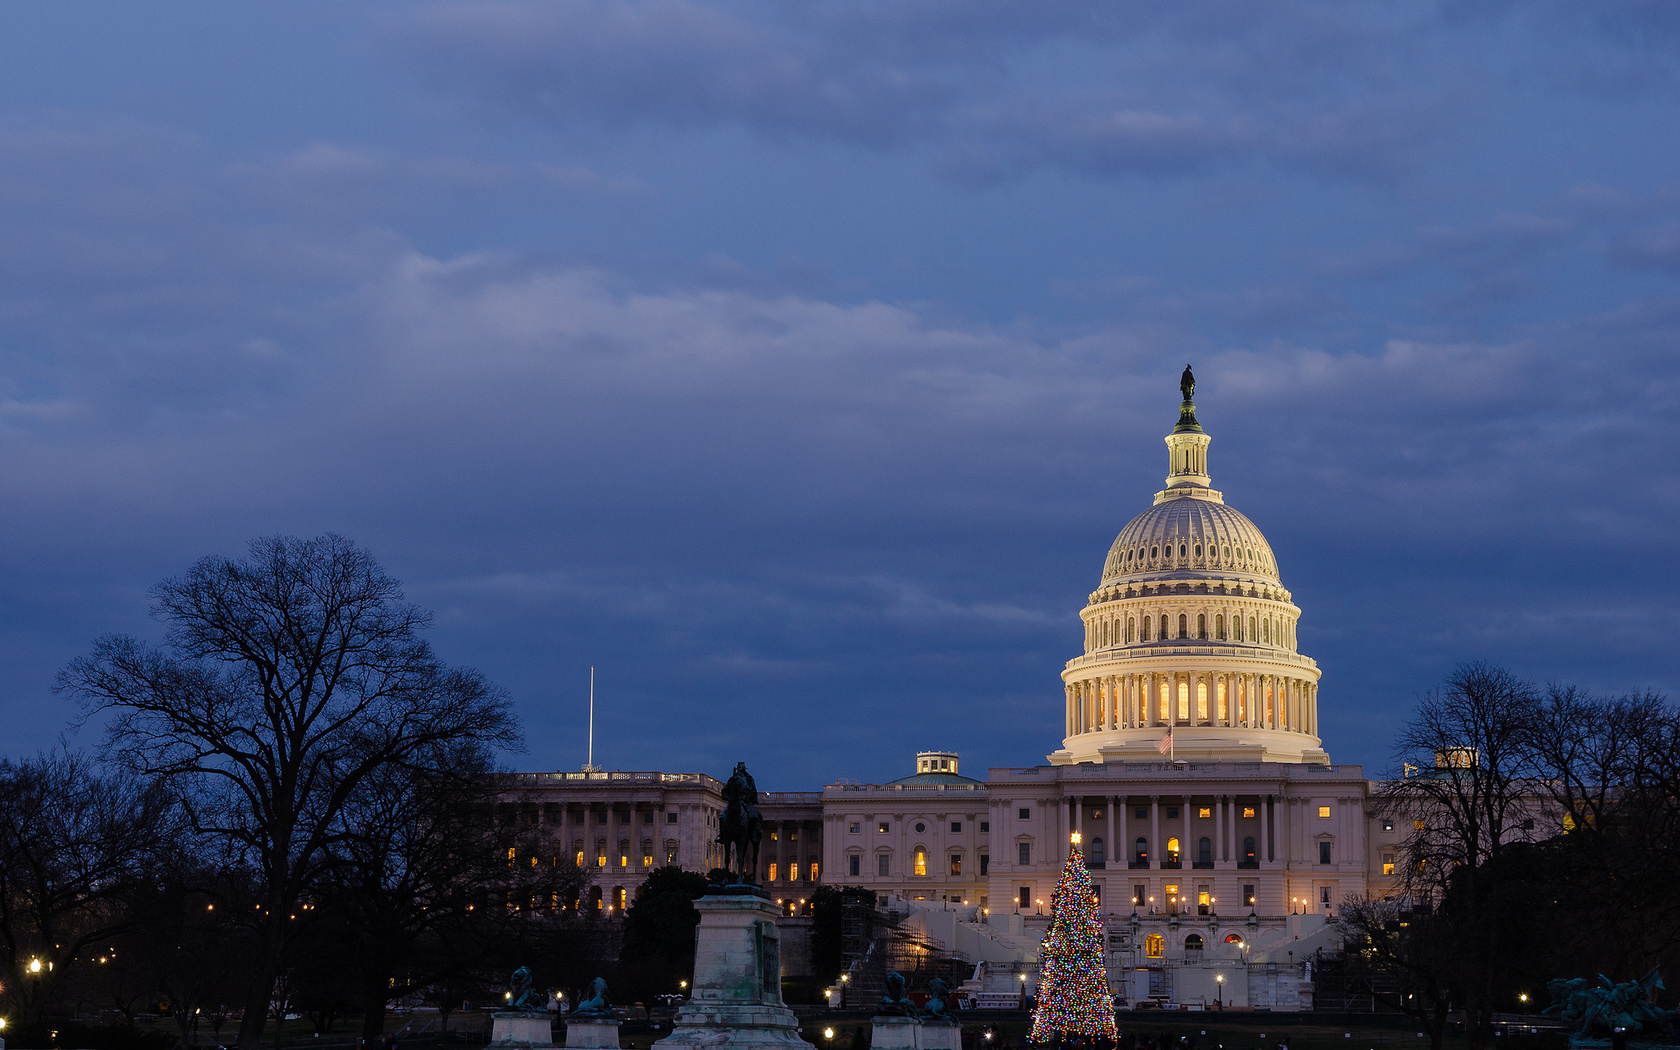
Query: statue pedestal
651 891 813 1050
870 1017 919 1050
870 1019 959 1050
564 1019 623 1049
917 1024 961 1050
491 1012 558 1049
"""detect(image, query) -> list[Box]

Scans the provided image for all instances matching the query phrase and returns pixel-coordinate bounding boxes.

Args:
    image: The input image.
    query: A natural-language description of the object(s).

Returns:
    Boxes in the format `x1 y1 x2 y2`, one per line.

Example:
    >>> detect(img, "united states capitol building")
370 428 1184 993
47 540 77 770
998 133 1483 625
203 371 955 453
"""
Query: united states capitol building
508 378 1402 1009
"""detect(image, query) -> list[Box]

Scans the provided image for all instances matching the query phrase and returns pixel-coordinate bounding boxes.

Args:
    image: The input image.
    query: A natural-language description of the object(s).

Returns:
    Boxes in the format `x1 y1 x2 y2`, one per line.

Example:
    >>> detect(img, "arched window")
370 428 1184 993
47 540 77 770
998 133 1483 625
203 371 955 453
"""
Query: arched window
1216 614 1225 640
1197 614 1207 639
1179 543 1187 558
1264 619 1271 644
1145 933 1163 958
589 886 603 910
613 886 626 911
1225 933 1244 944
1090 837 1105 865
1178 614 1188 638
1102 620 1109 646
1160 614 1169 639
1243 836 1256 865
1134 837 1148 865
1166 837 1180 862
1127 618 1135 643
1198 837 1212 864
1184 934 1204 952
1249 616 1257 642
1142 617 1151 641
914 848 927 876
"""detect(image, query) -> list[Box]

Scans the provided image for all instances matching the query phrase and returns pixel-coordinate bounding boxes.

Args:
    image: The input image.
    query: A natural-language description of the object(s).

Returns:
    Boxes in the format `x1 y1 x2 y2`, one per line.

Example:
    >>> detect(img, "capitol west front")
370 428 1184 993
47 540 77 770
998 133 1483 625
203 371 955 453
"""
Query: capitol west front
510 382 1401 1008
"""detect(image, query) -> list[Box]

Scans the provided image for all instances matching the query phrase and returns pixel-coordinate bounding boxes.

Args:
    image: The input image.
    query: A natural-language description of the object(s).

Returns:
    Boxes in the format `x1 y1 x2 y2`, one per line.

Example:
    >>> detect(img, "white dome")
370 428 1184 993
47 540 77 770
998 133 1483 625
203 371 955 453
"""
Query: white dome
1101 498 1279 587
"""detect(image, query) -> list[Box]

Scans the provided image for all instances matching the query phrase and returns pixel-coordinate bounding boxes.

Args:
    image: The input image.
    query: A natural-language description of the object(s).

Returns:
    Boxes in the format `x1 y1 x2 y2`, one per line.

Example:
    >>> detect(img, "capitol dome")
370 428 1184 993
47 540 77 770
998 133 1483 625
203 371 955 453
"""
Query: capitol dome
1050 371 1328 767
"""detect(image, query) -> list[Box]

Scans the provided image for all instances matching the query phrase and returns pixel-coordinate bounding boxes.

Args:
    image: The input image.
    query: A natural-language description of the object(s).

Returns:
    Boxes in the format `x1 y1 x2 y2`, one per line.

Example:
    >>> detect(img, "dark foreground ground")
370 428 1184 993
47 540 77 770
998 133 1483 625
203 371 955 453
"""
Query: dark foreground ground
3 1011 1566 1050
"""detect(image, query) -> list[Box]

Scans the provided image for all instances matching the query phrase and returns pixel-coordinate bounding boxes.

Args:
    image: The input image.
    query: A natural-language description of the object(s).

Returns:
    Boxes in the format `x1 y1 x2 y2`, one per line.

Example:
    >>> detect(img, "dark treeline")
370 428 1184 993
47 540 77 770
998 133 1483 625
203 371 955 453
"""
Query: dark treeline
1333 662 1680 1050
0 536 603 1050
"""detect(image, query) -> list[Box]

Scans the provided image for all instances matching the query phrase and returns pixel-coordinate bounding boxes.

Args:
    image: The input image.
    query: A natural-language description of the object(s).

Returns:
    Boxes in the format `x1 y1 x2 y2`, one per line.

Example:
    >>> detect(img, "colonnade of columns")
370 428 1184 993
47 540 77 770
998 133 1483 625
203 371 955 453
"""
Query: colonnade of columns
1052 793 1276 869
1063 671 1317 737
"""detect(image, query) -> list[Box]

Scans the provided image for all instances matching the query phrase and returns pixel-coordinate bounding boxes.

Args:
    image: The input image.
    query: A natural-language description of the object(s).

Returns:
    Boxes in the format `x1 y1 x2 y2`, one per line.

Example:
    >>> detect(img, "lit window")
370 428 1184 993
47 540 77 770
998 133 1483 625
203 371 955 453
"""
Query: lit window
1382 853 1395 876
810 861 818 880
1413 819 1426 831
507 847 516 867
1319 806 1332 818
789 862 799 882
1381 820 1394 832
666 848 678 864
950 854 962 876
878 822 890 833
575 850 585 867
1242 807 1256 819
914 850 928 876
1198 807 1211 819
1146 934 1163 958
769 862 779 881
849 822 861 833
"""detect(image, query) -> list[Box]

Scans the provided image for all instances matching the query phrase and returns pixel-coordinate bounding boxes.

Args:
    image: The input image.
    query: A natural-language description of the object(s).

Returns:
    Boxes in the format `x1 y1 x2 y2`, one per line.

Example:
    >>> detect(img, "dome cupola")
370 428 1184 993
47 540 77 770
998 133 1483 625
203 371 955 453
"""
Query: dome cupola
1051 367 1328 767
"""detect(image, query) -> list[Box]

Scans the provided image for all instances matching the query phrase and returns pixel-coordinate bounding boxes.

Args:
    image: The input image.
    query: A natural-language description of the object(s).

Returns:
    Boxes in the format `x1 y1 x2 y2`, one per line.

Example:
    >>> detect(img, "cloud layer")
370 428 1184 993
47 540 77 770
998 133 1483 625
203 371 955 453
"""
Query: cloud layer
0 3 1675 786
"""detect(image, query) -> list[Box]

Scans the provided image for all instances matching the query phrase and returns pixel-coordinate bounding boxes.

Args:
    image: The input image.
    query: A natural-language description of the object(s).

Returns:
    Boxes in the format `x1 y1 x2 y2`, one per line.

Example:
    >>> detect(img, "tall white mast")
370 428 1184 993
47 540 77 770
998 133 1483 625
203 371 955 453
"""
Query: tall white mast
586 666 597 772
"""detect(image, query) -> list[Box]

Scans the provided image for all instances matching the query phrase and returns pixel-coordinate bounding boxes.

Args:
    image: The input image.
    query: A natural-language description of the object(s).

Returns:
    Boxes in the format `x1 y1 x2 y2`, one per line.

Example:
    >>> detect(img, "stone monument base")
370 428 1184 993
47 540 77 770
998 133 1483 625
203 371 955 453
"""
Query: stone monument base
651 892 813 1050
917 1024 961 1050
870 1017 919 1050
564 1019 623 1049
491 1011 558 1049
870 1018 959 1050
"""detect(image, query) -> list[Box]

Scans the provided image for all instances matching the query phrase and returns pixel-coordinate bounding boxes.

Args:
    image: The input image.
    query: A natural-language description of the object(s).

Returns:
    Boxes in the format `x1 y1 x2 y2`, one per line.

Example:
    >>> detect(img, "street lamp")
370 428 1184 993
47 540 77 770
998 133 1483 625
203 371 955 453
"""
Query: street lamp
1215 974 1225 1010
823 1028 834 1042
840 973 848 1009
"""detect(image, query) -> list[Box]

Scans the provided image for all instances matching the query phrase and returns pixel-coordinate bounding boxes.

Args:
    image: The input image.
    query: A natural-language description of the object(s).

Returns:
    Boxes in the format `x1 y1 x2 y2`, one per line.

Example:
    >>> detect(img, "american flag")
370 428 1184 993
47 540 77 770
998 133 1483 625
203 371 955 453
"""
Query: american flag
1157 726 1173 754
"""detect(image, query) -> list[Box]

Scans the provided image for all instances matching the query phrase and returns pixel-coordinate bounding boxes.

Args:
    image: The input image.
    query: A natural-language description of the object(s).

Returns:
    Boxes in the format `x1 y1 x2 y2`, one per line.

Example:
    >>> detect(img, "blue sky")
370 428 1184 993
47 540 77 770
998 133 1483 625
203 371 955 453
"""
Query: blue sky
0 1 1676 788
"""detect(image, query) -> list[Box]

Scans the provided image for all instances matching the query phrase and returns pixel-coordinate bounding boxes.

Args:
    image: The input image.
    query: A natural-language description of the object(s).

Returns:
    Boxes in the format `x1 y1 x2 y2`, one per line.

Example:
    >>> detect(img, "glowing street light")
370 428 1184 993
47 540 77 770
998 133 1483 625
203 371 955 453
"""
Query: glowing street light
28 958 42 974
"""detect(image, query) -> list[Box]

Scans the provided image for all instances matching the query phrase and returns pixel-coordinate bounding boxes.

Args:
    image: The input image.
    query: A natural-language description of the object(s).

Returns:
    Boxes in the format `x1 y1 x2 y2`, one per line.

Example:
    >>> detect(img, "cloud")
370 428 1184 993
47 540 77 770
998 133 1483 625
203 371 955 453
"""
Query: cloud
374 0 1502 183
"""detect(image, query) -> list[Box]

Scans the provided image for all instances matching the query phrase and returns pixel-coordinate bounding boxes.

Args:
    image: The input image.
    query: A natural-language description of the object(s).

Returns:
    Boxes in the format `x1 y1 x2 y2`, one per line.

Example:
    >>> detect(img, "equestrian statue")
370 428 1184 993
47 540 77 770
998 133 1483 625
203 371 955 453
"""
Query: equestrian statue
717 761 765 884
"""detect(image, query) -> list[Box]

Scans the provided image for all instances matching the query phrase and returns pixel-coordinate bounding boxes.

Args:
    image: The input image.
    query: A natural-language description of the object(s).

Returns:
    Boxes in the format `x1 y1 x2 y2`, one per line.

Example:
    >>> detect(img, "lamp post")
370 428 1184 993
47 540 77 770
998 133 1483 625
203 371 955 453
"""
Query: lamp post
839 974 848 1009
1215 974 1225 1011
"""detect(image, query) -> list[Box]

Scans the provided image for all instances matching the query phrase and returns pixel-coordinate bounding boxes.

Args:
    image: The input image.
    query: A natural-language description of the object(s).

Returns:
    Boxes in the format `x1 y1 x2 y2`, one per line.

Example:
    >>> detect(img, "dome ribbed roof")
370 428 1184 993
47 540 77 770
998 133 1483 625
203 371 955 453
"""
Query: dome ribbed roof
1100 497 1279 586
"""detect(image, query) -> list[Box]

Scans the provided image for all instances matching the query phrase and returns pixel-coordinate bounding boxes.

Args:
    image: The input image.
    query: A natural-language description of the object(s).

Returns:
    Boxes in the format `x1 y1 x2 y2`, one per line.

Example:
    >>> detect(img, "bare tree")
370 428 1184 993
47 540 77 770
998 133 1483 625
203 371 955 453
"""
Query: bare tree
57 534 520 1050
311 742 592 1042
1524 686 1680 977
0 751 178 1026
1331 898 1456 1050
1376 662 1538 1050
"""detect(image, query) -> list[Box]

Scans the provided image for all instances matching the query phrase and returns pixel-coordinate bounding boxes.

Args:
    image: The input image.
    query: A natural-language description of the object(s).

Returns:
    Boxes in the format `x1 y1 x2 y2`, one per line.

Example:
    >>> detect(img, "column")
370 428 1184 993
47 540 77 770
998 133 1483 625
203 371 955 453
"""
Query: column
1182 794 1192 865
1074 796 1083 846
1214 794 1224 865
1055 796 1067 858
1064 685 1073 736
1118 795 1129 867
1149 796 1160 869
1106 796 1117 870
1261 795 1272 864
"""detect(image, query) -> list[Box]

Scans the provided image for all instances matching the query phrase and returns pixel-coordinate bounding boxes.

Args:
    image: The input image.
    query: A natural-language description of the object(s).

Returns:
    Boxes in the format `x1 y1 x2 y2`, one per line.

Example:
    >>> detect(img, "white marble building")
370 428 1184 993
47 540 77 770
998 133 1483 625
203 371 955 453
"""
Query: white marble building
511 385 1415 1004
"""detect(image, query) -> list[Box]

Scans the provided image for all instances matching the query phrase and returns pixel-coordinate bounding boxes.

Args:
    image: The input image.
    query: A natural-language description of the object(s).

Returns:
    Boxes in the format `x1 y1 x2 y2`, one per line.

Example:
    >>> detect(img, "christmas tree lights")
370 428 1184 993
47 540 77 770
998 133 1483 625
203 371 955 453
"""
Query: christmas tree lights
1030 836 1117 1043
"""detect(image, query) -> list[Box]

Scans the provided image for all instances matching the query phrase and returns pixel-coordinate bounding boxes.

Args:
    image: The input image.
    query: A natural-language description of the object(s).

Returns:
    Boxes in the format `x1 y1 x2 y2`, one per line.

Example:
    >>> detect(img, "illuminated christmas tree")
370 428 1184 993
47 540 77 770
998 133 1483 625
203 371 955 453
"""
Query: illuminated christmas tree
1030 836 1117 1043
